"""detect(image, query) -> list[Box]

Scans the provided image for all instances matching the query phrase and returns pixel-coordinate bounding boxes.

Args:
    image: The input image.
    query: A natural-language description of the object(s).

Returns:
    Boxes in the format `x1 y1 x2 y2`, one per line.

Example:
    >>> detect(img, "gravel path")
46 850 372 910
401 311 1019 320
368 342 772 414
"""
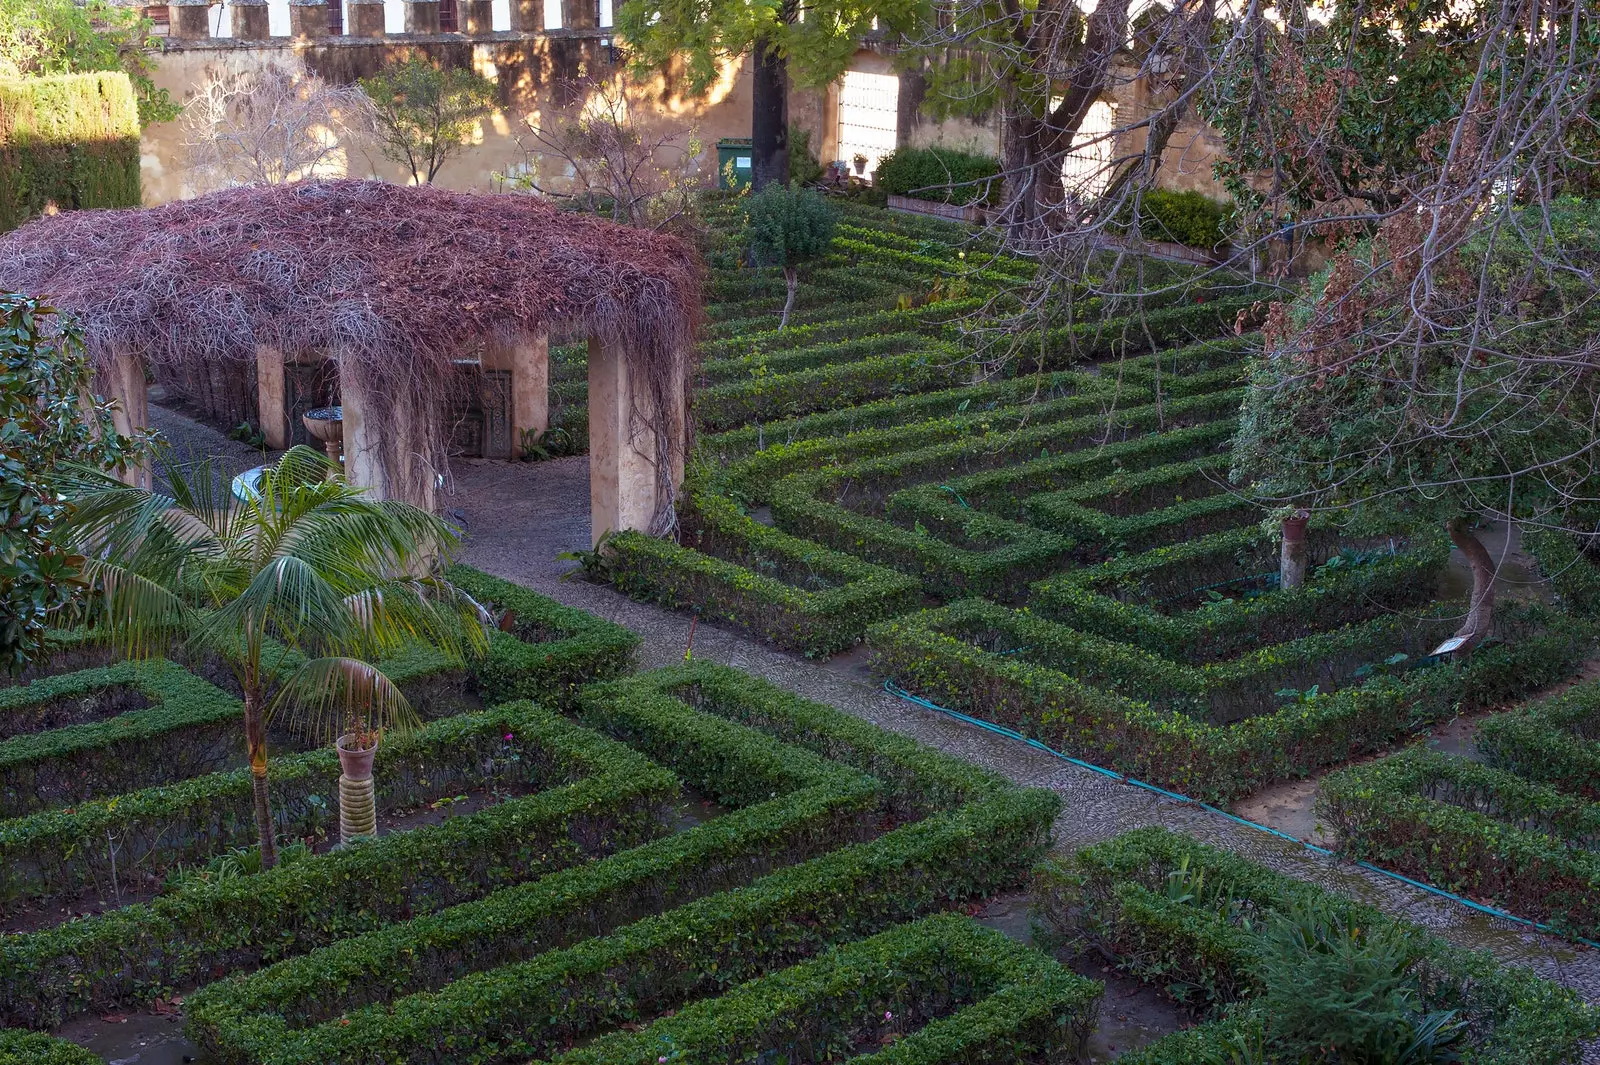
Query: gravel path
163 407 1600 1050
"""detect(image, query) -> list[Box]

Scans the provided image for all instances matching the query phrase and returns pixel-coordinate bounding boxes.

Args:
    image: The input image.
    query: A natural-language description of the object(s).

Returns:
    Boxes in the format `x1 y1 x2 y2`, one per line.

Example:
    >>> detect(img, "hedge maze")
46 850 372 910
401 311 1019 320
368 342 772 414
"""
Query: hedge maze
1032 828 1596 1063
1320 679 1600 940
595 199 1593 808
2 568 1107 1061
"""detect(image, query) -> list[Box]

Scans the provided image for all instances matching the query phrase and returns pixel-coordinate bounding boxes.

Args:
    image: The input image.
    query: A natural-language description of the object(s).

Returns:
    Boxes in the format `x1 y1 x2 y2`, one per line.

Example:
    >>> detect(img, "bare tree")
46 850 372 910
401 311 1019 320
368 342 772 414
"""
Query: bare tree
505 74 703 230
182 61 372 189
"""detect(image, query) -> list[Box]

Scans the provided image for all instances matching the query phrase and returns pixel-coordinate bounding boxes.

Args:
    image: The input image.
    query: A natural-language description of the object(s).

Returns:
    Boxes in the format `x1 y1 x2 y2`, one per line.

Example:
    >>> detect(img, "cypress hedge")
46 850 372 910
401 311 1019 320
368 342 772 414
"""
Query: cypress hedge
0 72 141 233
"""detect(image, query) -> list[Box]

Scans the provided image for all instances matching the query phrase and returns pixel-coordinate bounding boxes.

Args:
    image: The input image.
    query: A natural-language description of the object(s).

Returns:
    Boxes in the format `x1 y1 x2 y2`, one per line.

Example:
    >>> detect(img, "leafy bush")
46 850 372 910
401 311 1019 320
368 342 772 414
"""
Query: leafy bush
0 73 140 232
0 1028 100 1065
743 182 839 329
875 146 1001 207
1124 189 1230 249
789 123 823 186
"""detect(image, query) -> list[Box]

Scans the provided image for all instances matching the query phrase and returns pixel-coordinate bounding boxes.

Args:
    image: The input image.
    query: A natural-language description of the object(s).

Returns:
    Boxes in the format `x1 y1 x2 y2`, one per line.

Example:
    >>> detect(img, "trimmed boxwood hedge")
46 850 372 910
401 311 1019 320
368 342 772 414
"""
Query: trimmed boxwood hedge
874 146 1003 207
1318 747 1600 938
869 598 1592 802
0 660 245 818
186 663 1059 1065
0 1029 99 1065
0 702 675 1027
0 72 141 233
543 914 1102 1064
1034 828 1598 1065
1476 680 1600 800
445 564 637 704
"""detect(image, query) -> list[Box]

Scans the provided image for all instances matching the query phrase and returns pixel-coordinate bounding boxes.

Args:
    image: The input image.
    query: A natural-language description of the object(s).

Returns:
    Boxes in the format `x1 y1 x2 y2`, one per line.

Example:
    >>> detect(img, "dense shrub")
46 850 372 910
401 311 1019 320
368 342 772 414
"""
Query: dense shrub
875 146 1002 207
0 72 140 232
0 1029 99 1065
1035 828 1598 1065
1124 189 1230 249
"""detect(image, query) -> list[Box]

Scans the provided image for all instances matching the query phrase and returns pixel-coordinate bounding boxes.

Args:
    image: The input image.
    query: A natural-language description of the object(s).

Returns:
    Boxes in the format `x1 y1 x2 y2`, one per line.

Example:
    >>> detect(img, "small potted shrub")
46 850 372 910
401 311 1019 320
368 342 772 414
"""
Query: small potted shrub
852 152 869 175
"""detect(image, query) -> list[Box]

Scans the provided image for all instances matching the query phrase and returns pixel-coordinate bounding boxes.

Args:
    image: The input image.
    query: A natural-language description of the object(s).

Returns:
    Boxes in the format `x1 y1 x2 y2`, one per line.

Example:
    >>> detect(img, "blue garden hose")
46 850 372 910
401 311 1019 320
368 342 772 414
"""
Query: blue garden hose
881 678 1600 950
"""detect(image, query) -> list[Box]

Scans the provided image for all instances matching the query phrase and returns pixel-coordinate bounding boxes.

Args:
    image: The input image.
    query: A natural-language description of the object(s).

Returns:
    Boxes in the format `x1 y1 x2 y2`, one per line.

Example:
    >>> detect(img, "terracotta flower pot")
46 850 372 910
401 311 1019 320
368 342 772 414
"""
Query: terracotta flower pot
336 732 378 781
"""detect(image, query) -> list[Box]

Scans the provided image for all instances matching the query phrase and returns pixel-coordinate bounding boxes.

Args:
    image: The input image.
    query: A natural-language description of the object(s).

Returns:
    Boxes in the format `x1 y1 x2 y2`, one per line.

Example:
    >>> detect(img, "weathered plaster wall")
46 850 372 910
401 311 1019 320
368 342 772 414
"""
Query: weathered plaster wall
141 32 755 202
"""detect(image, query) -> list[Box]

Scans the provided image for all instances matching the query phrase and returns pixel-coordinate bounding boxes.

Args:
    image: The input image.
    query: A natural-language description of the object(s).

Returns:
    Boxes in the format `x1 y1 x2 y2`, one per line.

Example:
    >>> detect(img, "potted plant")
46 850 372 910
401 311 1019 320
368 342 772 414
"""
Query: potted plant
852 153 869 175
829 160 850 184
331 685 399 844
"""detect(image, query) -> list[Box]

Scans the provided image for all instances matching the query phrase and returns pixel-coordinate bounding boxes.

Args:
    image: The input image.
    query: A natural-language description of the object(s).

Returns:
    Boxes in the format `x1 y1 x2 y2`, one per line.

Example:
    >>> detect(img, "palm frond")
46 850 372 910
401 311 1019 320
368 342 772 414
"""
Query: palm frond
76 558 191 659
269 656 419 746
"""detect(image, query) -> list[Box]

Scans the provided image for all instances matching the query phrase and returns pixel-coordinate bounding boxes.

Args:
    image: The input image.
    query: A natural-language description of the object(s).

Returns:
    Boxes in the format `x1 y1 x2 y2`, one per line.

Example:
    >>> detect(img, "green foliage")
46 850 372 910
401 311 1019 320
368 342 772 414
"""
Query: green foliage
1318 745 1600 939
788 123 823 186
874 145 1002 207
743 181 838 271
1257 900 1466 1063
0 1028 100 1065
359 56 496 184
0 295 143 670
0 0 176 126
0 73 142 231
548 915 1101 1064
1039 828 1599 1065
1124 189 1229 249
0 702 674 1028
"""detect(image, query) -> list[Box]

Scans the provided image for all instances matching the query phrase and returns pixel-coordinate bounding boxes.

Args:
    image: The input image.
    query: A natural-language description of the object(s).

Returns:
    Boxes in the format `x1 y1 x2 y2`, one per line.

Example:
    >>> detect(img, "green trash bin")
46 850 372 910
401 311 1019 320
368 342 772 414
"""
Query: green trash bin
716 138 754 190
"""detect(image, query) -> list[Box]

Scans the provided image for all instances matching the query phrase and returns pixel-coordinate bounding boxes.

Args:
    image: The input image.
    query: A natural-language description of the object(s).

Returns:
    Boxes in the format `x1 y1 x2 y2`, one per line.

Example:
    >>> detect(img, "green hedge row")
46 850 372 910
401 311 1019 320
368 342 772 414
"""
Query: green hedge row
0 660 245 818
767 398 1239 601
1022 452 1256 555
1318 747 1600 938
874 145 1003 207
696 343 969 431
605 491 923 657
699 298 979 361
1524 528 1600 618
0 72 141 234
0 702 674 1027
1477 680 1600 800
1032 528 1449 662
700 330 936 385
188 663 1059 1065
869 599 1592 802
545 914 1101 1064
1034 293 1264 367
1034 827 1597 1065
445 564 637 704
0 1029 99 1065
706 296 892 338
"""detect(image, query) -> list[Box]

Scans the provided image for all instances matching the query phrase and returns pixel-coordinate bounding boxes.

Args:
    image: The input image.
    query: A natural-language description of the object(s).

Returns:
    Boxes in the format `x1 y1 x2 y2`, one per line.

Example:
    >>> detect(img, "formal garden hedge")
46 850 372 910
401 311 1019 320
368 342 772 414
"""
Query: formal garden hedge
0 72 141 233
0 1029 101 1065
182 662 1059 1065
1319 679 1600 938
1032 828 1598 1064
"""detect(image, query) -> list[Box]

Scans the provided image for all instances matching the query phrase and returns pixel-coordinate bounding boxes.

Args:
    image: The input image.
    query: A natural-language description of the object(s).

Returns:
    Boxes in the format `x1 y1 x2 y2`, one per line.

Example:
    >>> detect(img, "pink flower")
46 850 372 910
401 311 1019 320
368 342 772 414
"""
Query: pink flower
504 733 514 741
884 1011 892 1021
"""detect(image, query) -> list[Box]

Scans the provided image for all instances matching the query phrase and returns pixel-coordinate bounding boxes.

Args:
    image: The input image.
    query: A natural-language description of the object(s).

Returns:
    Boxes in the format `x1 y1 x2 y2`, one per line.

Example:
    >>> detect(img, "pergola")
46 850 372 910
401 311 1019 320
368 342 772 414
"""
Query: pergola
0 180 701 544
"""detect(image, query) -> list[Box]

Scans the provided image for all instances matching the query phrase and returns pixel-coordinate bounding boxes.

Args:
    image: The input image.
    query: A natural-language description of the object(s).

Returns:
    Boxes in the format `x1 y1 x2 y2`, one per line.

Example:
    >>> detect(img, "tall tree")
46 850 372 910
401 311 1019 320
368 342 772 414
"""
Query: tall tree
360 56 496 185
0 294 147 673
616 0 924 190
60 447 487 868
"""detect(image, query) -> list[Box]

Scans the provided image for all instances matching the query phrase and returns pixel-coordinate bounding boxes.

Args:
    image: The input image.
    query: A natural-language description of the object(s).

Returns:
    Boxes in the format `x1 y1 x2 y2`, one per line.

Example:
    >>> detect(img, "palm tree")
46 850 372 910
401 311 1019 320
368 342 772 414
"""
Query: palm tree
60 446 487 869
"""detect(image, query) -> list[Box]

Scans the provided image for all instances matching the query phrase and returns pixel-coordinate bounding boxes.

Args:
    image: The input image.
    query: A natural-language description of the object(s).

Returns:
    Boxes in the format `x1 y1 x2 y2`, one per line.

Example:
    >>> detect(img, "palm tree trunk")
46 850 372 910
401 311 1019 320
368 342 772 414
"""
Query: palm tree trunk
780 267 798 331
244 692 278 870
1447 517 1496 649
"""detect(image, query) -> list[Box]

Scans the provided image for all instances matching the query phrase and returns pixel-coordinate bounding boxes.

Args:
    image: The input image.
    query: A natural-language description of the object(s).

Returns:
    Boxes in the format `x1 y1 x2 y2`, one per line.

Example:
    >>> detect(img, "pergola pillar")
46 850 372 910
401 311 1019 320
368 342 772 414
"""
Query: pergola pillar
256 345 289 450
339 357 437 513
481 334 549 458
106 349 151 489
587 337 684 547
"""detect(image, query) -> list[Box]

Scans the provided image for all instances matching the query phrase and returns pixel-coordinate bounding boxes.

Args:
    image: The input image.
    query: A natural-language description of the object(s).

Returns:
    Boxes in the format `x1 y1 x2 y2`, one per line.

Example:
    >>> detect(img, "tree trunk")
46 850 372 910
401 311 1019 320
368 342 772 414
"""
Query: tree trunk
751 33 789 191
780 267 798 331
1280 510 1309 590
1447 517 1496 649
244 692 278 870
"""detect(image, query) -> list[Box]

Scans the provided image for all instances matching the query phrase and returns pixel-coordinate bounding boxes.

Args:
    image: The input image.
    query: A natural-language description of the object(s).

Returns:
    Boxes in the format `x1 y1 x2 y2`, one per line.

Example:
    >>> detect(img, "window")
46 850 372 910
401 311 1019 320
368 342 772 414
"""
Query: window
598 0 612 25
326 0 343 34
439 0 458 30
543 0 561 28
836 70 899 178
143 4 170 34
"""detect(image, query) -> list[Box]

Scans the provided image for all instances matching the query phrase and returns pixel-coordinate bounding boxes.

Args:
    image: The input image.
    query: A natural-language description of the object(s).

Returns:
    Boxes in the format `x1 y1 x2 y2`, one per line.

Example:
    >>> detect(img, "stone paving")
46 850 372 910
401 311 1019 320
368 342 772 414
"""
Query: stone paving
167 409 1600 1056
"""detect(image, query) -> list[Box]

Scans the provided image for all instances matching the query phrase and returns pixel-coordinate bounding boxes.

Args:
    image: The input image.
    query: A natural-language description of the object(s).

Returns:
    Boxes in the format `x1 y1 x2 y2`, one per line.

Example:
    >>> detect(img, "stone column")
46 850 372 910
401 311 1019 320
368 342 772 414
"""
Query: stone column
405 0 440 31
170 0 214 39
231 0 271 38
339 357 386 498
255 345 289 450
460 0 492 32
348 0 386 35
588 338 684 546
106 350 152 490
508 0 539 30
289 0 330 38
